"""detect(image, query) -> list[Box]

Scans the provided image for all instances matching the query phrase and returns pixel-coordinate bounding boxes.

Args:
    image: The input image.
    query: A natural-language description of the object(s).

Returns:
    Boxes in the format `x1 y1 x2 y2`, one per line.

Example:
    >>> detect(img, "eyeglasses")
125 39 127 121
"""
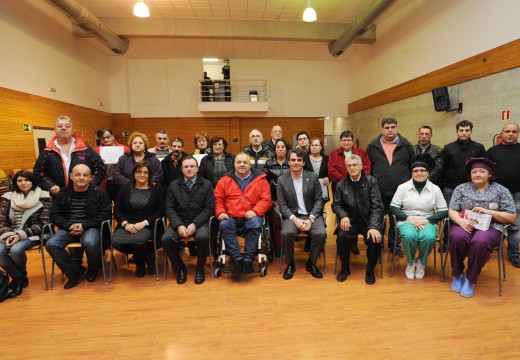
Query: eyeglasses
297 137 308 141
412 169 427 174
135 170 149 175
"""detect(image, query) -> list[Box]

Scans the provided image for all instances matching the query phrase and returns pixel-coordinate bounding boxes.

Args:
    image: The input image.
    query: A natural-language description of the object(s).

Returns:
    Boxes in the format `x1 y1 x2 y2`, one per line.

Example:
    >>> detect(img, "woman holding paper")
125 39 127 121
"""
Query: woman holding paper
448 157 516 297
95 128 130 202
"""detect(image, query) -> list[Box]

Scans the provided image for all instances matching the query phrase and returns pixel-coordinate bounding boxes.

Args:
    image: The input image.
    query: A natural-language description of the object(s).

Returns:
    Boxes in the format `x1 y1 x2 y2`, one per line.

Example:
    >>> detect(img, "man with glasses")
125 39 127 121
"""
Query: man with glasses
262 125 292 152
295 131 310 155
243 129 274 171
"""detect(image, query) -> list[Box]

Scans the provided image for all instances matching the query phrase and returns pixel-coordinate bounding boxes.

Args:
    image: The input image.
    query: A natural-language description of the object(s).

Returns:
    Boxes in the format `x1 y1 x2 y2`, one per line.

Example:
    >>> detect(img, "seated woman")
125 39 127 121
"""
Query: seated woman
113 162 165 277
390 155 448 280
199 136 234 188
191 131 210 155
0 170 51 298
449 157 516 297
304 137 330 199
264 138 291 255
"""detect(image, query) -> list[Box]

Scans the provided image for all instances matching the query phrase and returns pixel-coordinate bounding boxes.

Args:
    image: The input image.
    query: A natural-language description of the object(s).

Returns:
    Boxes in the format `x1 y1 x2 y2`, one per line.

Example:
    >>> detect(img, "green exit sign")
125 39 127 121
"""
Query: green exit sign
23 124 31 132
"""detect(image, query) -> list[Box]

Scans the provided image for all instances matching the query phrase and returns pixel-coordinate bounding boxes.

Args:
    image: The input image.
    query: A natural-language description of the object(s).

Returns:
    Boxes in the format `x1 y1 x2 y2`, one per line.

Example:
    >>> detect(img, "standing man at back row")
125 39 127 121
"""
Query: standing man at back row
366 116 415 257
439 120 486 252
244 129 275 171
262 125 292 152
487 123 520 267
414 125 443 186
34 115 105 197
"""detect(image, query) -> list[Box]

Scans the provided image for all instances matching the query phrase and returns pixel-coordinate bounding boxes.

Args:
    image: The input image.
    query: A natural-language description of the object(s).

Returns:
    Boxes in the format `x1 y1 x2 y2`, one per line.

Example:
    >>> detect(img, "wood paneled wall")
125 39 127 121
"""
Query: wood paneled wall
0 87 113 172
129 117 324 154
349 38 520 114
0 86 324 176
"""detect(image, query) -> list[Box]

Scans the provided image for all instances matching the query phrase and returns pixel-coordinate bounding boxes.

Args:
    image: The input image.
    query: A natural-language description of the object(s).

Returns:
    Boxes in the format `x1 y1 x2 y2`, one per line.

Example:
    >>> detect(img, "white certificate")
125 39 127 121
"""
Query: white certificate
319 178 329 201
100 146 125 164
193 153 207 165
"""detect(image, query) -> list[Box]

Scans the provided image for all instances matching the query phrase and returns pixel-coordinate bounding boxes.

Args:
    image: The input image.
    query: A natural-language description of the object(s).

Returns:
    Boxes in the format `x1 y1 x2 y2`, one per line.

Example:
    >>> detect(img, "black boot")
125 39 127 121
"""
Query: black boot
8 277 24 298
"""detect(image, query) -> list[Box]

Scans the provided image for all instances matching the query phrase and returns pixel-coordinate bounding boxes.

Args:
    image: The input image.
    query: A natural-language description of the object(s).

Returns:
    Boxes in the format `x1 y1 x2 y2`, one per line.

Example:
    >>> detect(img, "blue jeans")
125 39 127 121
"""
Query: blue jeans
0 239 39 278
219 216 262 262
507 192 520 258
45 228 101 276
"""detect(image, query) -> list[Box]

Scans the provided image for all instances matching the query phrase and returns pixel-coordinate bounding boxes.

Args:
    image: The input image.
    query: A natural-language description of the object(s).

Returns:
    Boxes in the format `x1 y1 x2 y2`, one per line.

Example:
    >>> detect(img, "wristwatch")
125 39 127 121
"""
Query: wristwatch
309 215 316 223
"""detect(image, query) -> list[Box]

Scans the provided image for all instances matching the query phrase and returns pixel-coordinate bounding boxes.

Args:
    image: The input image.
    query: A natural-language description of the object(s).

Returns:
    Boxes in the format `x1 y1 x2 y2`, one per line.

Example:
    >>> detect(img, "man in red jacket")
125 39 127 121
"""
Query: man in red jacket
214 153 271 274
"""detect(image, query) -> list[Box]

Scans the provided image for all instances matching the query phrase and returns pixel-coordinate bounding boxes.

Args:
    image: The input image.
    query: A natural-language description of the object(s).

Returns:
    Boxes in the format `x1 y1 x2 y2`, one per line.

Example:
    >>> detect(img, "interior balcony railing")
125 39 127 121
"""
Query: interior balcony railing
198 79 269 113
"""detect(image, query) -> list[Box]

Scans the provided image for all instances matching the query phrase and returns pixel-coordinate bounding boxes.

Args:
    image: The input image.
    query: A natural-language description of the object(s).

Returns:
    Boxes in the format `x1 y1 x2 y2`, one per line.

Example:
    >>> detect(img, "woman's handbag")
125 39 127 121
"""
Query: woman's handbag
0 270 11 303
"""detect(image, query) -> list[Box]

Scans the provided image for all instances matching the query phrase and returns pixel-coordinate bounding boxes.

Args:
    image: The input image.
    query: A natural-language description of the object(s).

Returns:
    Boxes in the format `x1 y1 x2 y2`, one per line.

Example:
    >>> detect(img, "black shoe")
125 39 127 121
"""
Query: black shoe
336 268 350 282
283 261 296 280
351 244 360 255
365 272 376 285
86 268 98 282
509 257 520 268
64 265 85 289
438 242 448 253
390 246 405 257
232 259 243 274
8 278 24 298
145 252 156 274
176 266 187 284
305 261 323 279
136 263 146 278
194 269 205 285
242 261 253 274
21 276 29 288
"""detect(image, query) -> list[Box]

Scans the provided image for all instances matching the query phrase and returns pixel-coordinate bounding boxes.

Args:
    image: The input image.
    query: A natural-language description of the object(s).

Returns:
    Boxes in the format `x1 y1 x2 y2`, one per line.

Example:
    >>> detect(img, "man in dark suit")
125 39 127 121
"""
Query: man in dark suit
277 149 326 280
161 156 215 285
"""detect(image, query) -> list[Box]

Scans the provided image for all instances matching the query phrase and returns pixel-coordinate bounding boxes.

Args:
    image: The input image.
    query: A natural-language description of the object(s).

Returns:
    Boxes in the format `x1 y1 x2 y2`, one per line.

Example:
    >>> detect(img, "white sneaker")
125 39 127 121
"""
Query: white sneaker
414 259 425 279
405 264 415 279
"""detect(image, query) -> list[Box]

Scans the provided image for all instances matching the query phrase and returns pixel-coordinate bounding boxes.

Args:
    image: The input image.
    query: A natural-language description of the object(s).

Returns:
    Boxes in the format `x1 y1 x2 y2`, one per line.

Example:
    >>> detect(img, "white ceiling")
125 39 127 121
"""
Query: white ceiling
72 0 411 61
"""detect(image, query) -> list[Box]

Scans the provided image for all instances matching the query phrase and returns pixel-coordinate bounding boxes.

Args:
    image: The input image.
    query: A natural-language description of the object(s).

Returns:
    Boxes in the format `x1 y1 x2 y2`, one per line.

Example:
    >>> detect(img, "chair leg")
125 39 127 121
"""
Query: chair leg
322 246 327 273
279 247 284 273
163 252 168 281
208 241 214 279
50 260 55 290
334 249 338 275
41 244 49 291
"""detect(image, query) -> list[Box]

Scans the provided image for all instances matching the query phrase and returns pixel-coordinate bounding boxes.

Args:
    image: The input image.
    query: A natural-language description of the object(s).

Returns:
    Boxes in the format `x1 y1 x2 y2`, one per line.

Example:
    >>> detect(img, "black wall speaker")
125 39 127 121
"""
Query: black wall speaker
432 86 451 112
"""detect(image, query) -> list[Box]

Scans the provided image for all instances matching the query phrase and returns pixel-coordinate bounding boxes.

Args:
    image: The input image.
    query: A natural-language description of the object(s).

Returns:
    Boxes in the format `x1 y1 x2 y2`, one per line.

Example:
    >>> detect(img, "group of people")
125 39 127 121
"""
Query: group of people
0 115 518 300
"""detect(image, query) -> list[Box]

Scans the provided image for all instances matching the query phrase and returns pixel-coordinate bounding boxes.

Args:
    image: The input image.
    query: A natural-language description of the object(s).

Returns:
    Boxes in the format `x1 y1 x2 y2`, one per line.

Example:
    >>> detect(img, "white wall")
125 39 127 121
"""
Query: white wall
112 58 349 118
0 0 110 111
345 0 520 102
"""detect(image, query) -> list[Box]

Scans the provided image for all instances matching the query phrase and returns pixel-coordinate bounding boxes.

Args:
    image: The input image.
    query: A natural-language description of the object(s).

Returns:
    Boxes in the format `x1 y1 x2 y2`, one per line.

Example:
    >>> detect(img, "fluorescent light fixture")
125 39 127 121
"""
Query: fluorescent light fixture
203 58 219 62
133 1 150 18
303 0 317 23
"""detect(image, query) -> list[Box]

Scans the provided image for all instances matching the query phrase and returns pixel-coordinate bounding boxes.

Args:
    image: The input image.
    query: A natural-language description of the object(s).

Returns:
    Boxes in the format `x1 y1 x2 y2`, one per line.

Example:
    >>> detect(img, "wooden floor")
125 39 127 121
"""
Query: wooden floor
4 209 520 359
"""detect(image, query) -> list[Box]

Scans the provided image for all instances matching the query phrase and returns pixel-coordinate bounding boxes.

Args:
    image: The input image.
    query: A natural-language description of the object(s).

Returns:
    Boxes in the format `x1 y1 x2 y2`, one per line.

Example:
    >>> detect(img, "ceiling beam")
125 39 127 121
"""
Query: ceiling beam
73 18 376 43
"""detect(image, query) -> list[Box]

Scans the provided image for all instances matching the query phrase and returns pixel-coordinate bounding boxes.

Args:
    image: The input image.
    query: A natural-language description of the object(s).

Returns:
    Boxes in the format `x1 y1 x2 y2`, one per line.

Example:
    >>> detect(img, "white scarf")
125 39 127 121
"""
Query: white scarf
10 187 42 211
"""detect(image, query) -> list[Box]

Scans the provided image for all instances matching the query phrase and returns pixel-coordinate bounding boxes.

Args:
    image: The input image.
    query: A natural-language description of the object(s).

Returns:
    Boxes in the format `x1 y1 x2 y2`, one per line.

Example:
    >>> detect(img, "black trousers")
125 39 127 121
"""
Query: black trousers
336 222 381 274
161 226 209 273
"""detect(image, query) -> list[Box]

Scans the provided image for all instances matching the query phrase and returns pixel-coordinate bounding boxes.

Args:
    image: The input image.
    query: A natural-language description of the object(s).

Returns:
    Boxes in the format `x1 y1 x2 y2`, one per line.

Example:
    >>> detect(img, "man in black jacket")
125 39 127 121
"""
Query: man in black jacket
161 156 215 285
414 125 443 186
332 155 384 285
366 116 415 257
45 164 111 289
439 120 486 252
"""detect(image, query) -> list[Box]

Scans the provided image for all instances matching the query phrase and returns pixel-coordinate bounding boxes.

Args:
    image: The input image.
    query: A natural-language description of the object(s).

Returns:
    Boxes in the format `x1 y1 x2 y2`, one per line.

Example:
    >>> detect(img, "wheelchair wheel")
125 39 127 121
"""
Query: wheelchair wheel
214 267 222 278
260 261 268 277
